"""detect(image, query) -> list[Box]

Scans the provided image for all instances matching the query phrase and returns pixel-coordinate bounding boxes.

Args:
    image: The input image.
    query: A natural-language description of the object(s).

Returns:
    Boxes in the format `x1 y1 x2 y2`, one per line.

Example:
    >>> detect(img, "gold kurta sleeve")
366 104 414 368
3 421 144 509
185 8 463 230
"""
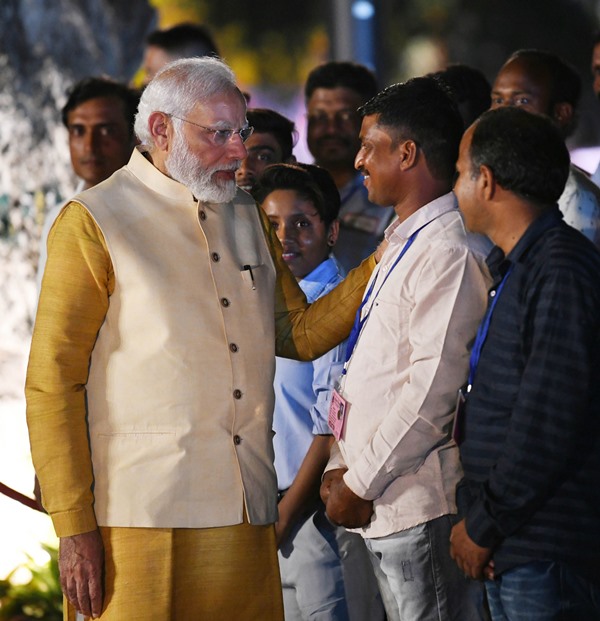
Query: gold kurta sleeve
257 206 376 361
26 201 114 537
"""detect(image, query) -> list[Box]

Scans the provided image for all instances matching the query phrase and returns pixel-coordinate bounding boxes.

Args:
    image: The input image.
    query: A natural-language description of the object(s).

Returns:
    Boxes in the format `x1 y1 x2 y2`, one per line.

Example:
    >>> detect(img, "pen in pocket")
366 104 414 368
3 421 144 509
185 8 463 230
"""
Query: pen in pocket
242 264 256 290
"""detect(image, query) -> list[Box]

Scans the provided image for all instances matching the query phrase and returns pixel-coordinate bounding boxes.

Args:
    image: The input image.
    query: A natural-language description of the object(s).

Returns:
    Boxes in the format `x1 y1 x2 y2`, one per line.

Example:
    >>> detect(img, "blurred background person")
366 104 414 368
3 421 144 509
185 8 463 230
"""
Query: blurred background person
429 63 492 129
491 49 600 246
37 76 139 286
236 108 296 194
142 22 219 85
304 62 394 271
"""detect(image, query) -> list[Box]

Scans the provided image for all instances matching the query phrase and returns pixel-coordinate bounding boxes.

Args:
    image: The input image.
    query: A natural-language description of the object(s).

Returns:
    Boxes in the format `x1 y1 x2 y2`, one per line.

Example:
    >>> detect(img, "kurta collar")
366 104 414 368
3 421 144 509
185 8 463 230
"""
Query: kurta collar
126 146 196 203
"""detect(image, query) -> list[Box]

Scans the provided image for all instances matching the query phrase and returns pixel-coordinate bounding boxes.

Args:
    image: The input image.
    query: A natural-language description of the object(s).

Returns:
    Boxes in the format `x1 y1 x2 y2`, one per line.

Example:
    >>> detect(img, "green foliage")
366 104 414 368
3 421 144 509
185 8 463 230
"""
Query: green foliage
0 545 62 621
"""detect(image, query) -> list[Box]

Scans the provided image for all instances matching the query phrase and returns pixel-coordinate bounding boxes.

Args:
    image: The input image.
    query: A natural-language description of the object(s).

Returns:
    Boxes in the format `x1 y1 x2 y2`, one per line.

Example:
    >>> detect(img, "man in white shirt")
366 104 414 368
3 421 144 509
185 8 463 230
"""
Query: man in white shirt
491 49 600 246
321 76 490 621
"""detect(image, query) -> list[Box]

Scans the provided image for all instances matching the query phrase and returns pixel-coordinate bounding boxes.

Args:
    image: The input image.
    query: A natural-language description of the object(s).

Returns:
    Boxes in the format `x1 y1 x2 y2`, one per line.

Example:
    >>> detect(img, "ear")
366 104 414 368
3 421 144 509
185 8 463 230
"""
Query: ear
148 111 172 152
478 164 496 201
326 219 340 247
396 139 419 171
551 102 573 129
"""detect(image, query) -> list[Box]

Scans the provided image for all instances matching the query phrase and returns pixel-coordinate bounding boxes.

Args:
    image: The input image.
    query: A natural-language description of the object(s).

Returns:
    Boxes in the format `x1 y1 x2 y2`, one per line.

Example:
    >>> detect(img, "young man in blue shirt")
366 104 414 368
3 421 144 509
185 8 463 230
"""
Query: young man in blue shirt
256 163 383 621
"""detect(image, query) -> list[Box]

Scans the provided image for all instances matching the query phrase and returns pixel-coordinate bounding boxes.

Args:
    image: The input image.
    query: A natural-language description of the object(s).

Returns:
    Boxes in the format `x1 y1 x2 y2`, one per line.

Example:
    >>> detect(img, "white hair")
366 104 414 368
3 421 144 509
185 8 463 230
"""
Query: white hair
134 56 241 146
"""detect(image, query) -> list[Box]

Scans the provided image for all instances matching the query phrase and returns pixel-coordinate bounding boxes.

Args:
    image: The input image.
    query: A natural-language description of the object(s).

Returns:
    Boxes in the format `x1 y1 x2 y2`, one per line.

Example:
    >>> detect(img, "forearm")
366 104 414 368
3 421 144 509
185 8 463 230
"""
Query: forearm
275 255 375 361
466 399 592 549
279 435 334 529
258 206 375 361
26 389 98 535
27 203 111 536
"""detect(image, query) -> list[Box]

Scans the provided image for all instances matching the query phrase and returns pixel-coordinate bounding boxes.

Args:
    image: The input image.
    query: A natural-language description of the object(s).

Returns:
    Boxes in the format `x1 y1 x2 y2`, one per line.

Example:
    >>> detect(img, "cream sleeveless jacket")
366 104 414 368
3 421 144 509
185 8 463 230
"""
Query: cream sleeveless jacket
76 149 278 528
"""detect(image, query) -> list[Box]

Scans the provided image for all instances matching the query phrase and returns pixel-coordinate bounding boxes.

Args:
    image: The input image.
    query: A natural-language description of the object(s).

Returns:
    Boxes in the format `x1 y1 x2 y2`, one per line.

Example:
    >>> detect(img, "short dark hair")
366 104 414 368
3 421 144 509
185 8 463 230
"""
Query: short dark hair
507 49 581 110
61 77 140 136
146 23 219 59
254 163 340 226
429 64 491 128
305 61 378 103
246 109 296 161
359 76 463 182
470 107 570 205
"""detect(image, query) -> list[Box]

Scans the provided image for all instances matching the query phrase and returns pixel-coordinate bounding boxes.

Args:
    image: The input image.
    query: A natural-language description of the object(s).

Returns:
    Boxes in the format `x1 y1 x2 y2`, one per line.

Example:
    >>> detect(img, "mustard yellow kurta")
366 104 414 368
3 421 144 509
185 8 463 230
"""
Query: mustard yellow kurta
67 522 283 621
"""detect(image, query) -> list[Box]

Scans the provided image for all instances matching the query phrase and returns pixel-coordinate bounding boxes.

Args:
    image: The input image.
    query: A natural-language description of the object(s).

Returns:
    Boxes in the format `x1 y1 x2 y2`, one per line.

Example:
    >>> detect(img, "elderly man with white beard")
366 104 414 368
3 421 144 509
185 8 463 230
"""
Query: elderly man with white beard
26 57 377 621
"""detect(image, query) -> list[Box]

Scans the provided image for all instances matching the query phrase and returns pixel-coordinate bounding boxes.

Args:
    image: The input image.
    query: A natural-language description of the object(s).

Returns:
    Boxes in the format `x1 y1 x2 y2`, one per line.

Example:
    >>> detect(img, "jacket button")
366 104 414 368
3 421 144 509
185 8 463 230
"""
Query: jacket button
221 298 230 307
199 210 207 221
229 343 238 353
211 252 220 262
233 389 242 399
233 435 242 445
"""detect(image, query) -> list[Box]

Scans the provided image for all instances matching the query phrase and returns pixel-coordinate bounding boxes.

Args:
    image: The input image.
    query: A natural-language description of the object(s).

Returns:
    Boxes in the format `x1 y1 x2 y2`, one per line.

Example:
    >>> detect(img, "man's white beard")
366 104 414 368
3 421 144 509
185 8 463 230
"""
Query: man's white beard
166 130 238 203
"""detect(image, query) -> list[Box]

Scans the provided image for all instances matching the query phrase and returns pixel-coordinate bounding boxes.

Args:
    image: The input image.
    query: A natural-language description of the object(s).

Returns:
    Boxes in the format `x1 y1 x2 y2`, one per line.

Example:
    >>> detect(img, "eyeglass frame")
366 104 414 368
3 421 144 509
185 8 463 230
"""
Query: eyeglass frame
169 114 254 145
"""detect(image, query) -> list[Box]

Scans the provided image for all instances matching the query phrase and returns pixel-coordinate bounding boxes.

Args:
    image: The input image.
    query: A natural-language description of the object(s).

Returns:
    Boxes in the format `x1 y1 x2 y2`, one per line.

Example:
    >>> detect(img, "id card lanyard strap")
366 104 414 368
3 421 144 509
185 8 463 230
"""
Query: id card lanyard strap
467 263 514 390
342 222 429 375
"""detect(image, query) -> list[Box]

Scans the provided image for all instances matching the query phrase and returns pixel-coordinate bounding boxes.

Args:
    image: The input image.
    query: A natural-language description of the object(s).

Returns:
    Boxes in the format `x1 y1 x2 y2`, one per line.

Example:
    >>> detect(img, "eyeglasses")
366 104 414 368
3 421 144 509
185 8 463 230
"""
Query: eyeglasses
170 115 254 145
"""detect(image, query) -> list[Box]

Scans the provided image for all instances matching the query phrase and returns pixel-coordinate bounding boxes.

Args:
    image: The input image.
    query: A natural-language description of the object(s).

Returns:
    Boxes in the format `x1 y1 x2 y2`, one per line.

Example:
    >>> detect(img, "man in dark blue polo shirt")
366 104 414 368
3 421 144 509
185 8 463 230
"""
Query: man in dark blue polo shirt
450 106 600 620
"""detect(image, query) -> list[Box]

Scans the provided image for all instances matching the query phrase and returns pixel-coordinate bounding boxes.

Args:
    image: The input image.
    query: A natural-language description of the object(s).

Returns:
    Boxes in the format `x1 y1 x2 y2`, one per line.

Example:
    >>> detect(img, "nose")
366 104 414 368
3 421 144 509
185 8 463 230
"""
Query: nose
278 222 298 246
323 115 339 132
235 157 249 181
354 147 364 172
83 129 100 153
227 133 247 160
275 223 286 245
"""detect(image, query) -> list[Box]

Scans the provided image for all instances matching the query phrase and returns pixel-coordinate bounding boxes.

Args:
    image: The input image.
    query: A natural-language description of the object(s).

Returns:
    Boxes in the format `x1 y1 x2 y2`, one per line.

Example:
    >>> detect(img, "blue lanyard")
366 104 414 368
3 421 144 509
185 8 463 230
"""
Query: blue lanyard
467 264 514 388
342 223 428 373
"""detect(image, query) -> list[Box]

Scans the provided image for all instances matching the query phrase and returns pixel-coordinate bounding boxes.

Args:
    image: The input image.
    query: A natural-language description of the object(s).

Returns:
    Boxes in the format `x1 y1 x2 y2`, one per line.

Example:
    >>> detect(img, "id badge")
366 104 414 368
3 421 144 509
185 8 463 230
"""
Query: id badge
328 388 349 441
452 387 467 446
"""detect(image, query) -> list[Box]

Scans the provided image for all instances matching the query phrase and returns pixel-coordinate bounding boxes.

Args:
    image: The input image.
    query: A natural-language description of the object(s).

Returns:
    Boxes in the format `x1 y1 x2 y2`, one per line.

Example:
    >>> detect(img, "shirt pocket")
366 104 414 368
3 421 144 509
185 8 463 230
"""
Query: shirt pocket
360 295 411 370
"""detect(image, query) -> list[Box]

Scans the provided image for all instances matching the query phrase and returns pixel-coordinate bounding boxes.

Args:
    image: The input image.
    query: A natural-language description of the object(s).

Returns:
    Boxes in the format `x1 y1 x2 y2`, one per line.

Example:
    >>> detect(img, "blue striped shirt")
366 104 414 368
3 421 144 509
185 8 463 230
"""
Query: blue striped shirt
459 208 600 585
